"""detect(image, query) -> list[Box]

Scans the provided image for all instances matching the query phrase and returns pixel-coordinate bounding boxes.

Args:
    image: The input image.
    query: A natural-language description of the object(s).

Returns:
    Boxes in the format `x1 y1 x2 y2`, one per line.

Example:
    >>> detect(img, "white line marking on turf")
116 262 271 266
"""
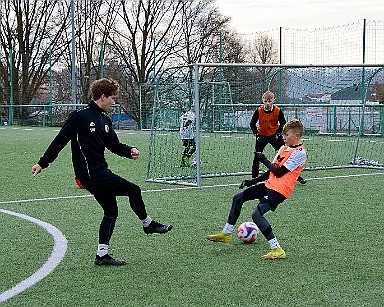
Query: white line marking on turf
0 194 92 205
0 172 383 205
304 172 384 181
0 209 67 304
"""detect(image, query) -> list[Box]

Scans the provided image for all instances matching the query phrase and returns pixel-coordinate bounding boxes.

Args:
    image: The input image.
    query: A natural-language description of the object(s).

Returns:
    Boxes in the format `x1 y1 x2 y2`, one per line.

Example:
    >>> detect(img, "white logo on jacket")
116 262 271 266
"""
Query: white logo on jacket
105 125 109 133
89 122 95 132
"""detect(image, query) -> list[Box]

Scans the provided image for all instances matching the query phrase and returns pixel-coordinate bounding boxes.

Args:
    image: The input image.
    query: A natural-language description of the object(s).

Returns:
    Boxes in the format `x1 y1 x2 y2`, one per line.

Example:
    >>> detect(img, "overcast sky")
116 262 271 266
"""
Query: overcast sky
215 0 384 32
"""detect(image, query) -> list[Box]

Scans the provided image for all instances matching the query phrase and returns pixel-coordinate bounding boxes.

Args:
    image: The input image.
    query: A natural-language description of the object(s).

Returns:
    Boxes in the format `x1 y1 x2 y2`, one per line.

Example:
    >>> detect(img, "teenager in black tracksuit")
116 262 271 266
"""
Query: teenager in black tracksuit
32 78 172 266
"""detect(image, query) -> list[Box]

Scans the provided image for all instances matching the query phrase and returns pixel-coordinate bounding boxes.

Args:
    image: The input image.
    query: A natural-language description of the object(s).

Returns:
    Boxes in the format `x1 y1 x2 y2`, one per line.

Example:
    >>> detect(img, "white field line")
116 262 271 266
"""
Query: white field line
301 172 384 181
0 194 92 205
0 209 67 303
1 172 383 205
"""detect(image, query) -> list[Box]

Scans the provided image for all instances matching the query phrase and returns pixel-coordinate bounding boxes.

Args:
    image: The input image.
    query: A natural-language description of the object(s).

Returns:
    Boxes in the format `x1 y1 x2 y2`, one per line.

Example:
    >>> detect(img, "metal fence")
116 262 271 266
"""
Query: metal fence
0 104 137 130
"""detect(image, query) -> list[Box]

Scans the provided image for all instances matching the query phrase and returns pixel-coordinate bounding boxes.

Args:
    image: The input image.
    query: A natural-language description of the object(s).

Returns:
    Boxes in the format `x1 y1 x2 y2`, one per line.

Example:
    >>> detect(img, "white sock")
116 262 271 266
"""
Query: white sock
97 244 108 257
142 216 152 227
268 237 281 249
222 223 234 234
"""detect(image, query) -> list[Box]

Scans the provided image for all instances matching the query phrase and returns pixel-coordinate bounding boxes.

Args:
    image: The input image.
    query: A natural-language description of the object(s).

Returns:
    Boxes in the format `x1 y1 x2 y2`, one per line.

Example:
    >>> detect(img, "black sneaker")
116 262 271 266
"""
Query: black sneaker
298 176 307 184
143 221 173 234
94 254 126 266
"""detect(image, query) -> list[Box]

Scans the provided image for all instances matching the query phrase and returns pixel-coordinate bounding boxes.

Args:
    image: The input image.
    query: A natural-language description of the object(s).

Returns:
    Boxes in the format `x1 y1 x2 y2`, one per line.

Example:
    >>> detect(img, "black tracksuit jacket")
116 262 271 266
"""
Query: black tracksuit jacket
38 101 134 180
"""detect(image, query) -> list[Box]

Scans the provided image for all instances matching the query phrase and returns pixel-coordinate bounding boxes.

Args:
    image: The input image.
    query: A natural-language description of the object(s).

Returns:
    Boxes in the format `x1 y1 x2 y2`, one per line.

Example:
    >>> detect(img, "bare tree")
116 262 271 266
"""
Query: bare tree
67 0 121 104
106 0 235 124
179 0 230 65
246 33 279 64
155 0 232 117
0 0 70 116
107 0 185 121
241 33 280 95
219 29 245 63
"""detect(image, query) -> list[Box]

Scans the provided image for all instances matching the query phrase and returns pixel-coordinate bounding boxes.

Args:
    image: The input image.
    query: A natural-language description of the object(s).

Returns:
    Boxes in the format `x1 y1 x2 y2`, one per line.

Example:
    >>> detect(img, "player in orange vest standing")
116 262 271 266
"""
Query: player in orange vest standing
207 119 307 259
249 91 306 184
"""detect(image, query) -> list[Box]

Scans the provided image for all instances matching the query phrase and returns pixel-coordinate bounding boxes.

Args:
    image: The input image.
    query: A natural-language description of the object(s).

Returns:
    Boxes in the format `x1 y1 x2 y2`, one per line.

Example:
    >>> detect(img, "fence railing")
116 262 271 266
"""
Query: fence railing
0 104 138 130
1 103 383 136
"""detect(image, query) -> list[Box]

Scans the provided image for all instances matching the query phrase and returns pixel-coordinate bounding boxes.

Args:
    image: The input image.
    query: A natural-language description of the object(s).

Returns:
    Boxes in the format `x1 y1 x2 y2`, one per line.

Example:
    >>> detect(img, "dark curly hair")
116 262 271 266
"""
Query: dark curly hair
90 78 120 101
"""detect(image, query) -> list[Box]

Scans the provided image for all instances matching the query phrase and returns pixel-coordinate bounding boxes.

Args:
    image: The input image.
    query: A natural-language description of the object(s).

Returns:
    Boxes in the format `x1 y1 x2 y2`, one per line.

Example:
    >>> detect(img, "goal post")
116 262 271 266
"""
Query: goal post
145 63 384 186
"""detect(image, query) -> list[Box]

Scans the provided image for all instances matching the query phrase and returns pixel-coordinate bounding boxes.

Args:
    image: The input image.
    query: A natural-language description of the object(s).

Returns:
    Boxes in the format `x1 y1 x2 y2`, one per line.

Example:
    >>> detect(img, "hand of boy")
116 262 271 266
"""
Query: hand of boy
239 179 254 189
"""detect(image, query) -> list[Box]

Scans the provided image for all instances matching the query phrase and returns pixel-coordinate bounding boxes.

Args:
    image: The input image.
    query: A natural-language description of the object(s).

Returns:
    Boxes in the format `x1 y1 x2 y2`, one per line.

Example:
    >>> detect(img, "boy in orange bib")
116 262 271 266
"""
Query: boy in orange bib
250 91 306 184
207 119 307 259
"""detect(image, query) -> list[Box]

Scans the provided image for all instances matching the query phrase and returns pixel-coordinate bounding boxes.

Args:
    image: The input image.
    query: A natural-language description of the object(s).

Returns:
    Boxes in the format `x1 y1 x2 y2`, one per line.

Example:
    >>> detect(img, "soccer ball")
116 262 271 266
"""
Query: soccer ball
191 157 201 168
237 222 259 243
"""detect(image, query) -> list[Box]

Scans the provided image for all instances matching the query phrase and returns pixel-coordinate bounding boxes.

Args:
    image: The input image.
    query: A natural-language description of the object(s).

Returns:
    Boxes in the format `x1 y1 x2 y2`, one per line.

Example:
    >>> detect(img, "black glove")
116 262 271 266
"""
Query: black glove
255 152 268 164
239 179 255 189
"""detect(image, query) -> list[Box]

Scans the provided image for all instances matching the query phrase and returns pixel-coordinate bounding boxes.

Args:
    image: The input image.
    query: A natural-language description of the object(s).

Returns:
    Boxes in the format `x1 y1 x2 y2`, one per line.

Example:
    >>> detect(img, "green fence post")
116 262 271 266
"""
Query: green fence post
380 105 383 136
117 105 121 129
42 105 46 127
333 105 337 135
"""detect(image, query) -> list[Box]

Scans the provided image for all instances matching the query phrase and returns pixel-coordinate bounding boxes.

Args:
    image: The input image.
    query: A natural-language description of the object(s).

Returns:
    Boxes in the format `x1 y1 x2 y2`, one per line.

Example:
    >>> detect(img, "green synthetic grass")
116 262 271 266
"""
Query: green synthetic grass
0 126 383 306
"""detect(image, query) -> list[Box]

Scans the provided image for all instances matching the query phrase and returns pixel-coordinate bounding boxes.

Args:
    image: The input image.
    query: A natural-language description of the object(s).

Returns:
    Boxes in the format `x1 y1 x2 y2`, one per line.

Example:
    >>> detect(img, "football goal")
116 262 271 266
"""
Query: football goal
145 63 384 186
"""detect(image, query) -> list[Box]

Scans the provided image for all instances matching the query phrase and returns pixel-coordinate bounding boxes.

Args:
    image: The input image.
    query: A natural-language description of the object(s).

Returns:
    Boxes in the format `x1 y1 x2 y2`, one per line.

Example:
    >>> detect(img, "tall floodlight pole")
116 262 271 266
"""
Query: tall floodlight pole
219 32 223 104
279 27 283 102
49 45 53 106
9 49 13 125
48 45 53 126
71 0 77 107
146 29 158 179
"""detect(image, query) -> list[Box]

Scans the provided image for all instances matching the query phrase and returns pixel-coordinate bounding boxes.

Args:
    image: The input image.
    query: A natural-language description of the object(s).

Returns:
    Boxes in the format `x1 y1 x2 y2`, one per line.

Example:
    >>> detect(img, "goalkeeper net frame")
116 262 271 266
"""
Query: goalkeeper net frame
145 63 384 187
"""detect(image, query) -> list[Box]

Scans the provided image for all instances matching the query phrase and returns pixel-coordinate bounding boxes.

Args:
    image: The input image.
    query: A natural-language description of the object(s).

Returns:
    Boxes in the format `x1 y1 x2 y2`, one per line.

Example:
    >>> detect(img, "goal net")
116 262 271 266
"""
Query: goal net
145 64 384 186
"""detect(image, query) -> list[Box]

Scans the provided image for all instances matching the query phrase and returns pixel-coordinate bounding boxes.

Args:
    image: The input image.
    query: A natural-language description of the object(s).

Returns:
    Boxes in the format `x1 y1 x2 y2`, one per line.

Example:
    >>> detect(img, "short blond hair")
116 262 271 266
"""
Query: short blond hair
283 119 304 136
262 91 274 101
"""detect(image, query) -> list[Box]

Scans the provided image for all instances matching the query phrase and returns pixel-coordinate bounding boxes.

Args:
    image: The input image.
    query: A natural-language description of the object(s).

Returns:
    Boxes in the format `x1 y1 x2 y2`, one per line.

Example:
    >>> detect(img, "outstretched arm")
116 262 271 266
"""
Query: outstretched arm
36 111 77 169
239 171 270 188
255 152 289 177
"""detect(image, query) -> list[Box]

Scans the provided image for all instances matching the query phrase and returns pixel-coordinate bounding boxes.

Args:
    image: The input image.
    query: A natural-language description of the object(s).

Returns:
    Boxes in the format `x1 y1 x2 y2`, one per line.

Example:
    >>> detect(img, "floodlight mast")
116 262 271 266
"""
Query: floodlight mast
71 0 77 108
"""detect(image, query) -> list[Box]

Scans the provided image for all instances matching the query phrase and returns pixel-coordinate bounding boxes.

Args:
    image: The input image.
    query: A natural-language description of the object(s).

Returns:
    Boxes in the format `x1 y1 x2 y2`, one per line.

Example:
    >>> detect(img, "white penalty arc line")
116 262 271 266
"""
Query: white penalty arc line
0 209 67 304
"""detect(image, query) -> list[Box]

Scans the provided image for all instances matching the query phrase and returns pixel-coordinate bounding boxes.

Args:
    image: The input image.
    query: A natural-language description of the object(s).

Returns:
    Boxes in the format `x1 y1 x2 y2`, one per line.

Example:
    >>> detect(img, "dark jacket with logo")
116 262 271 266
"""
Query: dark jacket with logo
38 101 133 179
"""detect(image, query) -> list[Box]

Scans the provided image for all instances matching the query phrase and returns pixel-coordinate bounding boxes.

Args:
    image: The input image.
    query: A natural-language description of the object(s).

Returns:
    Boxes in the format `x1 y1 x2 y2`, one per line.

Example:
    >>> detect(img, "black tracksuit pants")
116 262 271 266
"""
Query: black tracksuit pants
80 169 148 245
